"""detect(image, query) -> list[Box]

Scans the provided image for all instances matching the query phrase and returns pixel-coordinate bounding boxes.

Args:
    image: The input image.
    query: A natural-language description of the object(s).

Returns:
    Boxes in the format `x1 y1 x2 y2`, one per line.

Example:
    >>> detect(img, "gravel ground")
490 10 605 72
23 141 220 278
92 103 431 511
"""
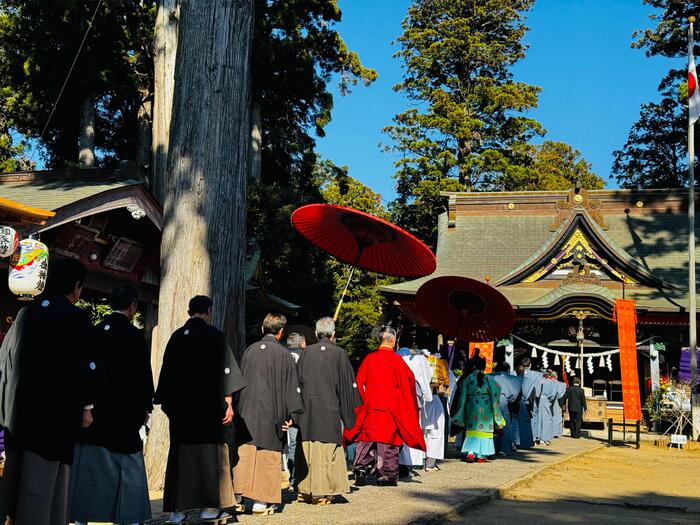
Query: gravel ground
141 437 599 525
451 441 700 525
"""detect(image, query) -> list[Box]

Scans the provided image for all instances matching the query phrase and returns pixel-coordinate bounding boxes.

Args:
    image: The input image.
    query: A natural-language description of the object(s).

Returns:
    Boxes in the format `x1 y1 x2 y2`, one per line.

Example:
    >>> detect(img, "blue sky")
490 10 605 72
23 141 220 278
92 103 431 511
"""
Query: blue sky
315 0 681 201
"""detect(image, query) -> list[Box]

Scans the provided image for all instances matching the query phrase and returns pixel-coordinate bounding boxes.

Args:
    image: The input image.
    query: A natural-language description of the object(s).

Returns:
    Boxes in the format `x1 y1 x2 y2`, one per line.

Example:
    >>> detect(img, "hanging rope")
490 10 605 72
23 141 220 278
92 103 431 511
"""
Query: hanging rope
511 334 653 359
30 0 104 161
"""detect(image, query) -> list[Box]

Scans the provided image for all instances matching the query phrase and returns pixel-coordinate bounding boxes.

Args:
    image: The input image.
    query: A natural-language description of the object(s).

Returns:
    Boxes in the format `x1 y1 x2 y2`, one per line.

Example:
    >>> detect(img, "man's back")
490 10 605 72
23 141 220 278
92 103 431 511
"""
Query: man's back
237 334 303 451
0 295 93 463
87 312 154 454
566 385 587 413
296 338 360 444
156 316 242 444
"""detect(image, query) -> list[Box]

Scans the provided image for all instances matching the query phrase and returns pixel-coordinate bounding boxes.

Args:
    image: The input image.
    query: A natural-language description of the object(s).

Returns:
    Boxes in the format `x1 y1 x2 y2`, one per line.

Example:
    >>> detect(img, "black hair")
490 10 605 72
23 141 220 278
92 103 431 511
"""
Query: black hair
472 356 487 387
111 285 138 311
573 377 581 386
188 295 213 316
46 258 86 295
520 357 531 368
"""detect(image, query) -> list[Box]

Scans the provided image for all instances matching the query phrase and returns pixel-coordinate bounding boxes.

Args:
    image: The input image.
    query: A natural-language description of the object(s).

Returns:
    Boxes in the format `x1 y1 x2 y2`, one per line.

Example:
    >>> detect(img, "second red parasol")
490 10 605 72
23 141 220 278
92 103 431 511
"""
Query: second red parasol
415 276 515 342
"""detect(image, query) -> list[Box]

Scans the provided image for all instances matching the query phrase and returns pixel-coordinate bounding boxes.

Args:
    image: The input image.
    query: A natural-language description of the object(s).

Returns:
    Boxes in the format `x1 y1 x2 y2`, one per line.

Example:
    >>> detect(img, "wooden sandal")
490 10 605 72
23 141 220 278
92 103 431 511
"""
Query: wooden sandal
252 505 276 516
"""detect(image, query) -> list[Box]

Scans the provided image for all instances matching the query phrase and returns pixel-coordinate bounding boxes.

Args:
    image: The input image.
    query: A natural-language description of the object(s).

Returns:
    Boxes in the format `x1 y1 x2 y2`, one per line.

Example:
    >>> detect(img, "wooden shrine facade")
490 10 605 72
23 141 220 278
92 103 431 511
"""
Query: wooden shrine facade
0 165 298 344
381 186 698 415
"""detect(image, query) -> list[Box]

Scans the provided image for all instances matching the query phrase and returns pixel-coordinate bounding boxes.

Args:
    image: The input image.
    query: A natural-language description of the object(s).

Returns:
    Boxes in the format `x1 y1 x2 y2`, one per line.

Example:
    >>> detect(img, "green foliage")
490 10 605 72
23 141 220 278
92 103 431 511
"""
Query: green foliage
385 0 601 248
615 1 700 189
75 299 113 326
503 141 604 192
631 1 700 58
246 1 376 337
0 1 155 166
319 162 394 358
613 77 688 188
253 0 377 188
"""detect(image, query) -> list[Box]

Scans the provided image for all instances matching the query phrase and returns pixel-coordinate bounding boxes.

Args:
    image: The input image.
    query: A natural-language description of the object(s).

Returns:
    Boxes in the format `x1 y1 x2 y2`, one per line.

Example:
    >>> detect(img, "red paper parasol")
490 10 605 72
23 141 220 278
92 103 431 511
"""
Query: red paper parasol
291 204 436 278
416 276 515 342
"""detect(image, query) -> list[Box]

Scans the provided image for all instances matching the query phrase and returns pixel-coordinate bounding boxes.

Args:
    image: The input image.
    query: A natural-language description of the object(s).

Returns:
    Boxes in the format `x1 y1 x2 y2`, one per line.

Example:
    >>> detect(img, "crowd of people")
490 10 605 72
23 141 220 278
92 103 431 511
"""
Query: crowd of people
0 258 587 525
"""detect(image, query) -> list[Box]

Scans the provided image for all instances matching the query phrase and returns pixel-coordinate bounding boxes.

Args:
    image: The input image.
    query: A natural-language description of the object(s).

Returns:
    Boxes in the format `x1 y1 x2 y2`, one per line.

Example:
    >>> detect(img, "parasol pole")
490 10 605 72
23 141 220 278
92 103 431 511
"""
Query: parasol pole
333 265 356 321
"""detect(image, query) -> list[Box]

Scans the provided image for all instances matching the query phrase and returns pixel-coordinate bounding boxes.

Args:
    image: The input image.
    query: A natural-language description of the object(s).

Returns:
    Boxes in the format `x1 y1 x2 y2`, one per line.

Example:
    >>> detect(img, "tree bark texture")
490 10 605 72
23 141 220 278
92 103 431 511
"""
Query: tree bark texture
136 87 152 174
78 95 95 167
144 0 254 490
151 0 180 204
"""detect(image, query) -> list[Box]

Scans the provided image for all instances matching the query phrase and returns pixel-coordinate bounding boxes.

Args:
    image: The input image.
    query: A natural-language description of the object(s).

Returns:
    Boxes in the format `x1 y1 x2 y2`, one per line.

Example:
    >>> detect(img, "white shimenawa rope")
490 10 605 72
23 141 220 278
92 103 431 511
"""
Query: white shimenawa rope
511 334 653 359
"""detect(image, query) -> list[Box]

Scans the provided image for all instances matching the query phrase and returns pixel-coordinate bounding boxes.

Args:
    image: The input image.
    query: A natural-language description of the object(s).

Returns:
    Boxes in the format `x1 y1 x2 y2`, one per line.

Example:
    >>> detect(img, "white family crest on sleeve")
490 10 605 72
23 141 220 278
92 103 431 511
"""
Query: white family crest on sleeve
225 367 231 375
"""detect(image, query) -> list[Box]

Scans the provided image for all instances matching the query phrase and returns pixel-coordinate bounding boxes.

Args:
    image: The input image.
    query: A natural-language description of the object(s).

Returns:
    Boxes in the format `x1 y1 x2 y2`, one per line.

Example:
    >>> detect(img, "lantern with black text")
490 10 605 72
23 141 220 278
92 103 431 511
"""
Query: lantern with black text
9 239 49 300
0 226 19 258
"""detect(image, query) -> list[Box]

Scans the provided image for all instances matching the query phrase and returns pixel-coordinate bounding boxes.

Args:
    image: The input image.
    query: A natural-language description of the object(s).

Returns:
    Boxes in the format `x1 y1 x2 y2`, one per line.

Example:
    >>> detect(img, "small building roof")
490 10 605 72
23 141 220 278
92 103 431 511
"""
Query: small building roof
0 197 55 225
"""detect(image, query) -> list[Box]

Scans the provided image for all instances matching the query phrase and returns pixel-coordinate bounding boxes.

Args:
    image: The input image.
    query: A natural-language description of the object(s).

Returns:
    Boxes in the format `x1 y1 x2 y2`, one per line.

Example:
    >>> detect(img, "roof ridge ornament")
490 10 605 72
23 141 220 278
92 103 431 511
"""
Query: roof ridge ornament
550 186 608 232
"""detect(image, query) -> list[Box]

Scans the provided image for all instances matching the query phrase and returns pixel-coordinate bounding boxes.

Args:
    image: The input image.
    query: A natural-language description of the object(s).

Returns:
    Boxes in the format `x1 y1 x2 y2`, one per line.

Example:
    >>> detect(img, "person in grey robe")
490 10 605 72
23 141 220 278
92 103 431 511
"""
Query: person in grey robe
0 259 96 525
294 317 361 504
70 285 154 525
156 295 246 524
233 313 304 515
538 372 558 445
553 378 567 438
515 358 543 448
491 362 522 456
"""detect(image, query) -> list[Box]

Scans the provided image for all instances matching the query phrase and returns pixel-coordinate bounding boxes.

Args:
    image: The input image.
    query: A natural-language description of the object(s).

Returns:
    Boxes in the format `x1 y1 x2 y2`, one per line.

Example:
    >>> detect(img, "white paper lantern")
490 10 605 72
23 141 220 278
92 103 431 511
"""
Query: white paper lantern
0 226 19 258
554 354 560 366
531 347 538 358
599 355 606 368
575 358 580 369
9 239 49 300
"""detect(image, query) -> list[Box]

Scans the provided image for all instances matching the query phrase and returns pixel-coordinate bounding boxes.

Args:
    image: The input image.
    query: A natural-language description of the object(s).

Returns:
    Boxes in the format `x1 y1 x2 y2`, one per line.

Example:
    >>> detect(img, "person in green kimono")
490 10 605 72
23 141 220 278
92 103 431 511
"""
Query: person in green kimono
450 356 505 463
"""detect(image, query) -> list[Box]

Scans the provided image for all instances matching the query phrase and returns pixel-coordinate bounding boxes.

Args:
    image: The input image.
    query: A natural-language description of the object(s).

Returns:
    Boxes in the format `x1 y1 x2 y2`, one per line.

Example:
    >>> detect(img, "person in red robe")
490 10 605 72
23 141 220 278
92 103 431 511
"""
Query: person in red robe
344 327 425 486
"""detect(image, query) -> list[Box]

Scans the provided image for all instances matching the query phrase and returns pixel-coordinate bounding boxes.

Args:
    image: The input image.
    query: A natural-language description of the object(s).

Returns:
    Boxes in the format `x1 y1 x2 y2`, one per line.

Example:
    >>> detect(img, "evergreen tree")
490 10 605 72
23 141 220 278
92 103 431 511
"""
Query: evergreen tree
614 0 700 188
0 1 154 167
385 0 602 247
613 77 688 188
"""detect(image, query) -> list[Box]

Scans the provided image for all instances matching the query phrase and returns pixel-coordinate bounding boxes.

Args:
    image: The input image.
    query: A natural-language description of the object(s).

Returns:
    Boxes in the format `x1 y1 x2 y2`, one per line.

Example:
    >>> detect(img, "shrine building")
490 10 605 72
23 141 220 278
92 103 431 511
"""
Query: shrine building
381 186 698 424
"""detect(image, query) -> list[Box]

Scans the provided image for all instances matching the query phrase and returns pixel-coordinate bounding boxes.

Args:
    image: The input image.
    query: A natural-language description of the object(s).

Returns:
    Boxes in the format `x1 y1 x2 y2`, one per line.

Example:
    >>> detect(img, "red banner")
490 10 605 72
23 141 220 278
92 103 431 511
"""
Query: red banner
614 299 641 421
469 341 494 373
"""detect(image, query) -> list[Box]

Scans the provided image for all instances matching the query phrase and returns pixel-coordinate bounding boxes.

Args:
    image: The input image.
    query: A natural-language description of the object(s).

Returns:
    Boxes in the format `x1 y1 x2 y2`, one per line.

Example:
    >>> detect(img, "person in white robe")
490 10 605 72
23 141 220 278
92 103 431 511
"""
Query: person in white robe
397 348 433 474
423 353 448 470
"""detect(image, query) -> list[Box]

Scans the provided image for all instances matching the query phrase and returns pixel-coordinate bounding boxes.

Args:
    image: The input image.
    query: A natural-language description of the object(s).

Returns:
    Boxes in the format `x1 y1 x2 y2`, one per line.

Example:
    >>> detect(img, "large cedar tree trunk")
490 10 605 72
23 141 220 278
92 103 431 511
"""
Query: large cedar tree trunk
151 0 180 204
144 0 254 489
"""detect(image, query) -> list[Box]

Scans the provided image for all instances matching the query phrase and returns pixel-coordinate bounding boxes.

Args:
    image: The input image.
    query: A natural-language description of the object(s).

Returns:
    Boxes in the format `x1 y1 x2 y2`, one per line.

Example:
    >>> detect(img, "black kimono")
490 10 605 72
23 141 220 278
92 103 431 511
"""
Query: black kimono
0 294 96 525
82 312 154 453
296 337 361 445
155 316 246 512
236 334 304 452
155 316 246 444
0 294 95 463
70 312 154 524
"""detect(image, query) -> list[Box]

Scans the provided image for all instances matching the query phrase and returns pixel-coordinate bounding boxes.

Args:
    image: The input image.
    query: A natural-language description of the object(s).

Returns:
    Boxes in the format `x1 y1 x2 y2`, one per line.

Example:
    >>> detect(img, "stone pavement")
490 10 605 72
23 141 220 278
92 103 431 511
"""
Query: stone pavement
146 437 600 525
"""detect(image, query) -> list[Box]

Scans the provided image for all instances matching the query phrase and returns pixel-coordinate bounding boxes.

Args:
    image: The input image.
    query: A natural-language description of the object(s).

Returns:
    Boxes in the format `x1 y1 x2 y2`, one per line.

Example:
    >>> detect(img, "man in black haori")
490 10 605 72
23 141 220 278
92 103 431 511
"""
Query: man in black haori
295 317 361 505
156 295 246 524
234 314 304 516
0 259 97 525
70 285 154 525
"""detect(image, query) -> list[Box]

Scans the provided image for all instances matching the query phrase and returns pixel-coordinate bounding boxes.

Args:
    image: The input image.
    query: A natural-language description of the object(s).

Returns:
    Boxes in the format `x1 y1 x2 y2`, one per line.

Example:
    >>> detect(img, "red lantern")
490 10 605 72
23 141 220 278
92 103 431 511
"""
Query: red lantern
9 239 49 300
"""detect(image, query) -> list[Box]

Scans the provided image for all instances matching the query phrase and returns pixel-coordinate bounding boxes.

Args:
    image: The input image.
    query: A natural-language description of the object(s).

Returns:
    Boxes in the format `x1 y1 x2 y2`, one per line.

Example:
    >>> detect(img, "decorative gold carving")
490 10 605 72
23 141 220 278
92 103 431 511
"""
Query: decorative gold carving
549 187 609 231
562 263 601 286
448 195 457 228
507 202 516 210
